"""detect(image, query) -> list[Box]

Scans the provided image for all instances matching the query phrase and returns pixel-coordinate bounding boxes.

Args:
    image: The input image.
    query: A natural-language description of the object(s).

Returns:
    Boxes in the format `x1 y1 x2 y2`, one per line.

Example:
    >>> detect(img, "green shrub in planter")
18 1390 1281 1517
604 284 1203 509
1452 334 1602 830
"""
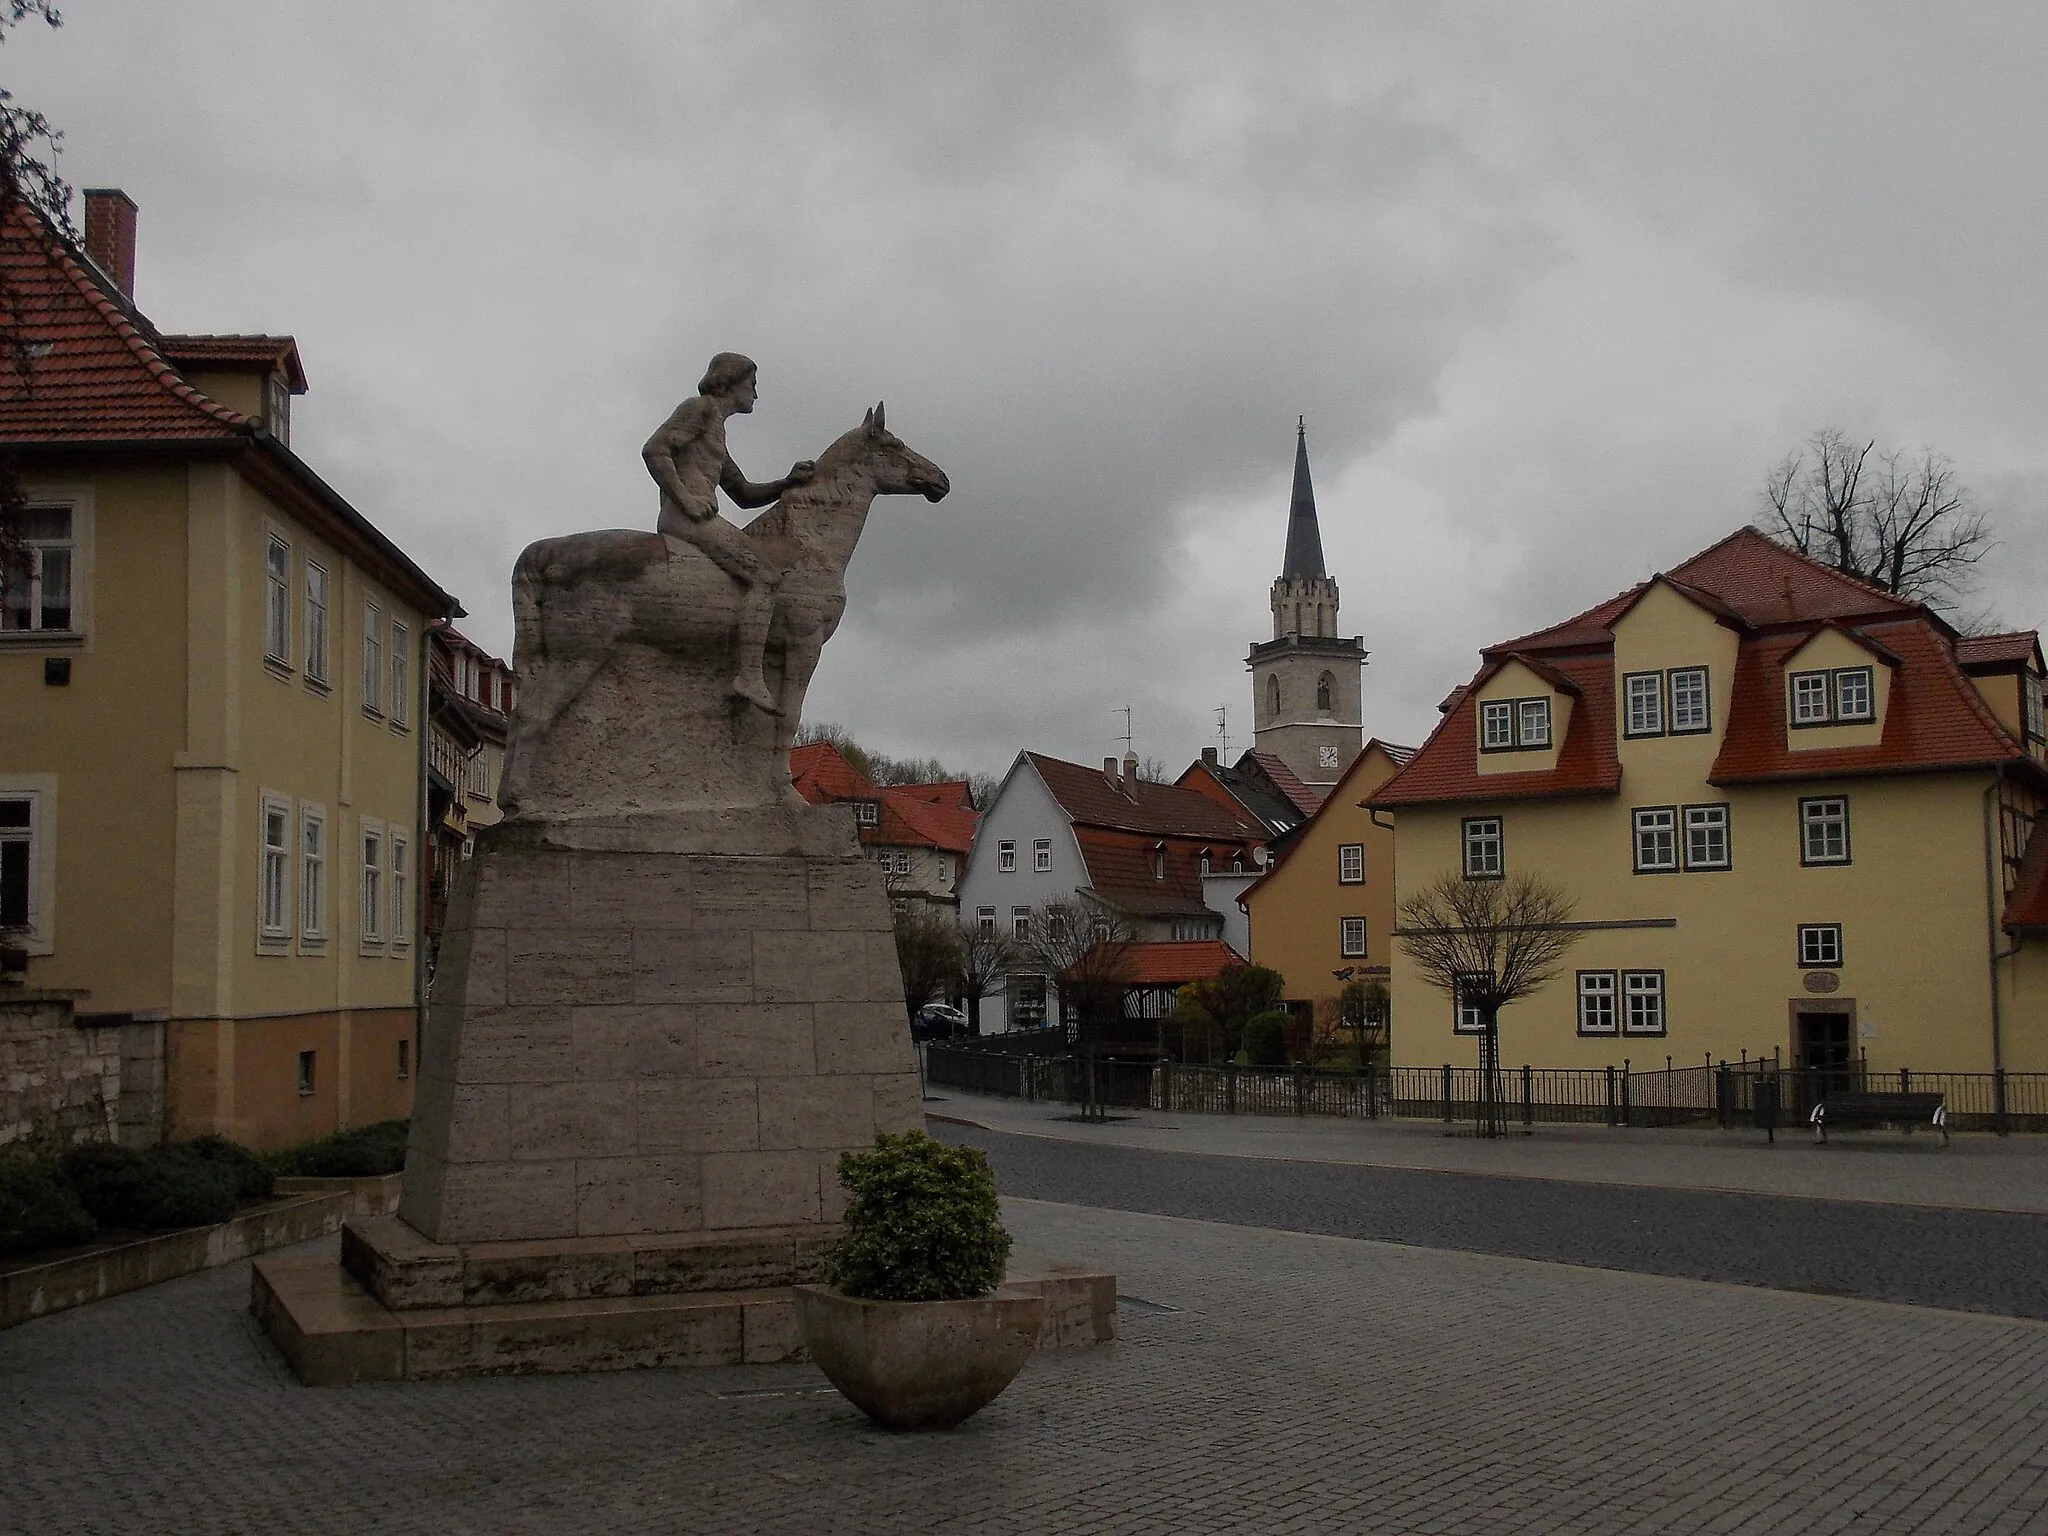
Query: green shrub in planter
821 1130 1012 1302
270 1120 409 1178
0 1146 97 1256
186 1135 275 1201
1243 1010 1289 1067
62 1142 240 1231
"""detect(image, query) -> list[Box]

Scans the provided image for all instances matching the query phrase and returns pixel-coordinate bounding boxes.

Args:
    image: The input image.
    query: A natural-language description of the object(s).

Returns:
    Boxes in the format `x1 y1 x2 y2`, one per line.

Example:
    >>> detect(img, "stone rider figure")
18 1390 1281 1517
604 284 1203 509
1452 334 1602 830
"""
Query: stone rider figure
643 352 814 713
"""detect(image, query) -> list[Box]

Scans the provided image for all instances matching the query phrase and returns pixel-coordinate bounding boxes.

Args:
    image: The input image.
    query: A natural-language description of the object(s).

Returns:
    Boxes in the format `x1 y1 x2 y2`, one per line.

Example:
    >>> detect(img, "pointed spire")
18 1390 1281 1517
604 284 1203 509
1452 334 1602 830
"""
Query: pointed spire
1281 417 1327 580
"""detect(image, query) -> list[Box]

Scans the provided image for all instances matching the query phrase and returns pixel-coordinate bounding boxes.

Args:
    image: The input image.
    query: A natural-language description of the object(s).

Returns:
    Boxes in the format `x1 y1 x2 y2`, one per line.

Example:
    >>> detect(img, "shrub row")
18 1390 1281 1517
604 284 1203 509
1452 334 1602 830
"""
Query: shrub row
271 1120 409 1178
1 1134 281 1257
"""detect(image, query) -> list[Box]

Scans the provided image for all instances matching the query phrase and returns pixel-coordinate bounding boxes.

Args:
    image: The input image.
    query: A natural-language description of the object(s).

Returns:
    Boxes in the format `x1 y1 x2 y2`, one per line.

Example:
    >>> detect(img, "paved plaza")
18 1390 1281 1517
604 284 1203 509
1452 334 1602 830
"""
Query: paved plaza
9 1101 2048 1535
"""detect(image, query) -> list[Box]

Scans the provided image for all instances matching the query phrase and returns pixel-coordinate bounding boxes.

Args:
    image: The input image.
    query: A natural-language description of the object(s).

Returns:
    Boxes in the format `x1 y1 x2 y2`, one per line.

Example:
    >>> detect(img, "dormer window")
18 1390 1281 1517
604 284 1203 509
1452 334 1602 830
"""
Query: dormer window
1481 701 1514 750
1152 842 1166 880
1199 849 1212 876
1834 667 1874 722
1790 671 1832 725
1517 697 1551 748
2026 680 2044 744
1624 673 1662 737
1790 666 1875 727
266 373 291 447
1481 695 1553 752
853 800 879 826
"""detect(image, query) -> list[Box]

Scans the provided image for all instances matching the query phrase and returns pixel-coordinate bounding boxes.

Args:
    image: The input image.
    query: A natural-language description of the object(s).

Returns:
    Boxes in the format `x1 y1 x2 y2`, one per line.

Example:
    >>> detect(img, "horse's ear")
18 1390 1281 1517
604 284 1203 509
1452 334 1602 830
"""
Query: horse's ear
862 406 873 428
872 401 886 433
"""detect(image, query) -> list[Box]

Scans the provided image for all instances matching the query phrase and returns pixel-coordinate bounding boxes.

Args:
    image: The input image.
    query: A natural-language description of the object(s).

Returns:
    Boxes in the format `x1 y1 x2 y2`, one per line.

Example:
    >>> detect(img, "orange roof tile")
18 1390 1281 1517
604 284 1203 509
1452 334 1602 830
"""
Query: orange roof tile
1073 827 1245 918
789 742 879 805
1371 653 1621 807
2004 824 2048 932
1957 632 2043 671
873 784 978 855
1709 618 2024 785
0 201 249 442
158 334 307 392
1028 752 1264 841
1116 940 1246 986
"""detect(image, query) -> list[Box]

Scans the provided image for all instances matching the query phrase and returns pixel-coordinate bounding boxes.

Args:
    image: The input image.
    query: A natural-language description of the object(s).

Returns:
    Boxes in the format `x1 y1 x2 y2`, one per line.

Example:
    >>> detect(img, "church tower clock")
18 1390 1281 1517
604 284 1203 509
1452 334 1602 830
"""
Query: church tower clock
1246 421 1366 793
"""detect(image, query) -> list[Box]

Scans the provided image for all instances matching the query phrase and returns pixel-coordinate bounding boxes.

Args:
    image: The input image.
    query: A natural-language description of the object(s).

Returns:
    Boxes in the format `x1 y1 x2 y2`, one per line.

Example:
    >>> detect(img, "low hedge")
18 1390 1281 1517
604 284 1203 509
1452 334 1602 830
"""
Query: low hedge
61 1142 241 1231
0 1146 97 1257
270 1120 409 1178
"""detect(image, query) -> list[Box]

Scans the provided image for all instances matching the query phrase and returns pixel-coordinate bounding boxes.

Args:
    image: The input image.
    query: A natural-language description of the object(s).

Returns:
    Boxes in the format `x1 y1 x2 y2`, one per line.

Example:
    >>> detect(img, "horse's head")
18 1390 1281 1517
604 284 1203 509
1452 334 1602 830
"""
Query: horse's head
852 402 950 502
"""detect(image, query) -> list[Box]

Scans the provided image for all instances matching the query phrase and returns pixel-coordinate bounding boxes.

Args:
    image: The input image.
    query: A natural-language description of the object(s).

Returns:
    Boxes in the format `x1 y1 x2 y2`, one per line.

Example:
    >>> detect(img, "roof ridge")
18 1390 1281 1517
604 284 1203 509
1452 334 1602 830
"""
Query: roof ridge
1687 527 1919 617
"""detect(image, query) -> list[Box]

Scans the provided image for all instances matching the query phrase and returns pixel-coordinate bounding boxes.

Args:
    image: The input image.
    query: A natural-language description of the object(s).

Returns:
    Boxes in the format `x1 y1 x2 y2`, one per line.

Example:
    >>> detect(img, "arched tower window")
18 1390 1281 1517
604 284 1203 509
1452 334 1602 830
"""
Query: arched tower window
1266 674 1281 719
1152 842 1166 880
1317 671 1334 712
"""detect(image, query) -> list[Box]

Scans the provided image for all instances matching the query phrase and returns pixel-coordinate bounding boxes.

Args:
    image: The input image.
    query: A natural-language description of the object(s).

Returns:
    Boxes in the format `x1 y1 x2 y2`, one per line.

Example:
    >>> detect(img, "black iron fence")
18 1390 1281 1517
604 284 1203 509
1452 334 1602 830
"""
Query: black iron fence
922 1044 2048 1135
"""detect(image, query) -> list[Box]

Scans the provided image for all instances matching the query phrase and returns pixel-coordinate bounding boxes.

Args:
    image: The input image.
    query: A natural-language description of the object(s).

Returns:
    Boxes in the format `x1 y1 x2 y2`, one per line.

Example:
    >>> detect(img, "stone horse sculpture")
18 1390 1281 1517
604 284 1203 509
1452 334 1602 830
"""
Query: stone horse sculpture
497 403 949 821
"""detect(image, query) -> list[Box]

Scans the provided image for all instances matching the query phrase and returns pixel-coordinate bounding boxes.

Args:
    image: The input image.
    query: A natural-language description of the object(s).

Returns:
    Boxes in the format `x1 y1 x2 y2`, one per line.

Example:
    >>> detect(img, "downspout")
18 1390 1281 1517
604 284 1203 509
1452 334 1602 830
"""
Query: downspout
1982 768 2020 1079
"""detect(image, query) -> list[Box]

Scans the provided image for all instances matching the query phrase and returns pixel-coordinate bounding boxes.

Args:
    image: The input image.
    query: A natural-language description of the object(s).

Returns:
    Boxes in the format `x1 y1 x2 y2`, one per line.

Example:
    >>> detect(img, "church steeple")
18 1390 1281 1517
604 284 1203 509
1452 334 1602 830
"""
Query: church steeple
1281 417 1327 580
1247 418 1367 790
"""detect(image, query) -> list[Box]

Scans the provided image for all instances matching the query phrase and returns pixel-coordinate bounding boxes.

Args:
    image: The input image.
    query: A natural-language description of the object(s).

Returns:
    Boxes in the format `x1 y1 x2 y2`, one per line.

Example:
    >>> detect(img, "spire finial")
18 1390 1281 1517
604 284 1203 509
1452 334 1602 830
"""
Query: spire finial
1297 414 1306 436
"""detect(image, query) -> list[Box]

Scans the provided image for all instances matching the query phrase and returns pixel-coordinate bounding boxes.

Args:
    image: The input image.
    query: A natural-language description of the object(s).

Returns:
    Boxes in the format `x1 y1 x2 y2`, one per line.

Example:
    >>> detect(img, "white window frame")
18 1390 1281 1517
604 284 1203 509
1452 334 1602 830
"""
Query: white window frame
1033 839 1052 873
2026 680 2045 744
1011 907 1031 941
299 802 327 947
1790 670 1831 725
1577 971 1618 1035
1669 667 1710 734
1623 672 1663 737
1682 803 1730 871
360 818 386 951
1800 796 1850 866
264 531 293 669
390 621 410 729
259 789 293 950
1479 700 1514 751
1337 843 1365 884
853 799 879 826
304 560 330 687
997 840 1016 873
0 777 57 955
1798 924 1844 968
1453 973 1489 1035
976 906 996 938
1622 970 1666 1036
1339 916 1366 958
0 490 90 644
1632 806 1678 873
1833 666 1874 722
390 830 412 951
1516 697 1552 749
1462 817 1503 878
362 601 385 717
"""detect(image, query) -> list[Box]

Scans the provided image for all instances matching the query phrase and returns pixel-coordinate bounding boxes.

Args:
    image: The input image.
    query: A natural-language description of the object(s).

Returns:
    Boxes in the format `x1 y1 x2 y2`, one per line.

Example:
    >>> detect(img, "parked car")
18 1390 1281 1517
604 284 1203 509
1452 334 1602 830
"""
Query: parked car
912 1003 969 1041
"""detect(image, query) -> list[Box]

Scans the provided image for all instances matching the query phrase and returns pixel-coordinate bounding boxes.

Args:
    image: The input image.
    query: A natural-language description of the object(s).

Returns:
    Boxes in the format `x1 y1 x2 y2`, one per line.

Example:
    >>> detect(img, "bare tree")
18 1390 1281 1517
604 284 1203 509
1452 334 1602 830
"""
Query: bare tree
1396 873 1580 1136
791 720 996 807
1758 429 1994 612
1024 897 1134 1047
0 4 70 578
891 902 962 1022
953 919 1019 1038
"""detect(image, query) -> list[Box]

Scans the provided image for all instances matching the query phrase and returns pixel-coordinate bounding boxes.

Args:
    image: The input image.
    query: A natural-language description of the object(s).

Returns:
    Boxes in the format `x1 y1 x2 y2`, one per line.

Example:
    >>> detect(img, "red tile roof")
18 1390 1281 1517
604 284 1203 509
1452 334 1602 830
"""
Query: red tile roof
1374 530 2041 809
1073 827 1236 918
1957 632 2043 670
1709 618 2021 785
891 780 975 812
874 785 978 855
1244 750 1324 815
1028 752 1264 841
1371 653 1621 807
789 742 879 804
0 201 249 442
2003 825 2048 932
158 334 307 392
1117 940 1246 986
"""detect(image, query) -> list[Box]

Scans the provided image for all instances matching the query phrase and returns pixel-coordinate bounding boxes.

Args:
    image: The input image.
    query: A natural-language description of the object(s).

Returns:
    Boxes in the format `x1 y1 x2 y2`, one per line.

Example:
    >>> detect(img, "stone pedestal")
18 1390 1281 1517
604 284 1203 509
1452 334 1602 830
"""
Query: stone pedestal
400 804 922 1245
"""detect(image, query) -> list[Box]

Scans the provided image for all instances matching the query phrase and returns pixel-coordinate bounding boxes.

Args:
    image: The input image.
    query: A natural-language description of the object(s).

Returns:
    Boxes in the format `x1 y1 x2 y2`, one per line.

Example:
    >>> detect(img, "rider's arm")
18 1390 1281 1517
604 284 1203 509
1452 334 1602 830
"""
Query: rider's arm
720 458 793 510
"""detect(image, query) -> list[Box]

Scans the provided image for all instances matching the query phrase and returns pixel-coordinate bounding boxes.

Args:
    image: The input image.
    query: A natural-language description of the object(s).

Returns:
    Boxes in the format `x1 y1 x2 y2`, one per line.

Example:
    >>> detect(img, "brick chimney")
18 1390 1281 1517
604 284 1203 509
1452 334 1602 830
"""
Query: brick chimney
1103 757 1121 791
83 188 138 299
1123 752 1141 800
1202 746 1219 767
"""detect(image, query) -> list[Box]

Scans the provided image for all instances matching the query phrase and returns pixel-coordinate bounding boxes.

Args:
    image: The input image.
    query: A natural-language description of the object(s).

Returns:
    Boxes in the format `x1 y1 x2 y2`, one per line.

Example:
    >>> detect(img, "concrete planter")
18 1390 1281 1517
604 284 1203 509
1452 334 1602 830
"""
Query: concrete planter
794 1284 1045 1431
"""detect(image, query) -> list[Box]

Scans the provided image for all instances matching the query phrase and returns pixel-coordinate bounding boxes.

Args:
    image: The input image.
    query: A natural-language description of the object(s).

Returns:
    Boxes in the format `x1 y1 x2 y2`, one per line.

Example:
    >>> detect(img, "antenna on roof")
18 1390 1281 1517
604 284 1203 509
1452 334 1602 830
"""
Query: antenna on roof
1216 705 1229 759
1114 705 1134 755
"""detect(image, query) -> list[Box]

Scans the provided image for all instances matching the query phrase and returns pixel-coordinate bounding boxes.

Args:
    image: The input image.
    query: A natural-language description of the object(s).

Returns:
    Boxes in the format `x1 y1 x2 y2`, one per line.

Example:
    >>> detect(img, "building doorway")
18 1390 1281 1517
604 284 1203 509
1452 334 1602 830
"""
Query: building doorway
1794 1009 1857 1098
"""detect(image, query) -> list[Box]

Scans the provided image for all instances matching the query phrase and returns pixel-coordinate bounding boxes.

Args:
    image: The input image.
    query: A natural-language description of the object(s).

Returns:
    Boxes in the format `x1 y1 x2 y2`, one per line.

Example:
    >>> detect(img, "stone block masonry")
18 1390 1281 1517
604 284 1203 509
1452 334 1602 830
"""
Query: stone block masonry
1 992 117 1147
399 821 924 1246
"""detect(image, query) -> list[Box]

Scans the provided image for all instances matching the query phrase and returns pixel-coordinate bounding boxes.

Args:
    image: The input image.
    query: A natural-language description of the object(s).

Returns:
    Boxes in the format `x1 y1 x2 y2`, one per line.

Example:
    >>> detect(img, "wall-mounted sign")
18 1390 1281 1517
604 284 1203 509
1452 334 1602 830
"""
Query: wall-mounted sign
1802 971 1840 995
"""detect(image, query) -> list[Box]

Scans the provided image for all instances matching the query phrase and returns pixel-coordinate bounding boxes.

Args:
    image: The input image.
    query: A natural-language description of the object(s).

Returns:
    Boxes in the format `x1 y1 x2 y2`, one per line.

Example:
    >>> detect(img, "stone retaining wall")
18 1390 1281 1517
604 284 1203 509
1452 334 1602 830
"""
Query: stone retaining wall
1 993 116 1147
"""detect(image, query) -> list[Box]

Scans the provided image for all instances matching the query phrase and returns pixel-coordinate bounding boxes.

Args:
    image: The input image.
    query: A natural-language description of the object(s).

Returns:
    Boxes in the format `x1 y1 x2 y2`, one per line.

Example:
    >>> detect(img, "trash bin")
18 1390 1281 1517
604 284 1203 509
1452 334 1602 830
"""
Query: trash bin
1752 1075 1780 1144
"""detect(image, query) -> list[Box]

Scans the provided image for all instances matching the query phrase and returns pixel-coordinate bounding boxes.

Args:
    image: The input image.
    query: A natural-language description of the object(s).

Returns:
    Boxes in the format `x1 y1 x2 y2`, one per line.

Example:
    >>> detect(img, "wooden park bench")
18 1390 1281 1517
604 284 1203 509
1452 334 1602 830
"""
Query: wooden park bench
1810 1091 1949 1146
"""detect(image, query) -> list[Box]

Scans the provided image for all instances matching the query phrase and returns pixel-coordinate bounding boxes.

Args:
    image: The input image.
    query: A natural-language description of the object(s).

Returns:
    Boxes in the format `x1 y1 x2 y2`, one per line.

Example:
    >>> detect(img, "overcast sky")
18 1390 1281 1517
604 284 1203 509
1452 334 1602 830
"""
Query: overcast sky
15 3 2047 777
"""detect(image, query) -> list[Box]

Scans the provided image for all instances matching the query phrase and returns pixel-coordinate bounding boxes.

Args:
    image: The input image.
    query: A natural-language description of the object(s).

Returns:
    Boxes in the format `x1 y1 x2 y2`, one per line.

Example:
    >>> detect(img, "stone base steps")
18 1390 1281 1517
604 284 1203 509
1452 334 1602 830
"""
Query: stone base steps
251 1248 1116 1386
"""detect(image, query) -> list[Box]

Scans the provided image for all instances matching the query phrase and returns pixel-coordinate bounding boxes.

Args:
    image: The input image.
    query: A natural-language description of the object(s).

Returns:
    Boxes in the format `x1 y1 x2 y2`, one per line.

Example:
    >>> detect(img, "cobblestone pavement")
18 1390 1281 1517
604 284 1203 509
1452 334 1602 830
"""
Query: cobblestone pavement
926 1087 2048 1213
939 1122 2048 1320
8 1203 2048 1536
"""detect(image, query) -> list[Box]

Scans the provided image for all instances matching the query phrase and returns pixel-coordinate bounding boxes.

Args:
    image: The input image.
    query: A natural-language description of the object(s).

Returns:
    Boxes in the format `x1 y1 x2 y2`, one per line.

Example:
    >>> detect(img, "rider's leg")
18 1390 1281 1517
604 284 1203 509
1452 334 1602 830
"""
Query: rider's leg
730 581 780 714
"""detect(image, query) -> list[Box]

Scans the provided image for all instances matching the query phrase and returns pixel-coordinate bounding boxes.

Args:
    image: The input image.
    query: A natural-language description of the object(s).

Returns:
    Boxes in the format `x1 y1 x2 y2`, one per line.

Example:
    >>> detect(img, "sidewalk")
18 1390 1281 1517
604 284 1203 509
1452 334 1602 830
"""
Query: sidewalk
926 1087 2048 1213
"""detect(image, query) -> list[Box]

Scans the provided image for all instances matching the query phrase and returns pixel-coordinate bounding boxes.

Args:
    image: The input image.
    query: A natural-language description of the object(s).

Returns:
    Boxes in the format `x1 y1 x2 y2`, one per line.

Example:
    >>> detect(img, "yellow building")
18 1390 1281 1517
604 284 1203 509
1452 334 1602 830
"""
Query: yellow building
1241 740 1412 1043
1 189 459 1147
1370 529 2048 1078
